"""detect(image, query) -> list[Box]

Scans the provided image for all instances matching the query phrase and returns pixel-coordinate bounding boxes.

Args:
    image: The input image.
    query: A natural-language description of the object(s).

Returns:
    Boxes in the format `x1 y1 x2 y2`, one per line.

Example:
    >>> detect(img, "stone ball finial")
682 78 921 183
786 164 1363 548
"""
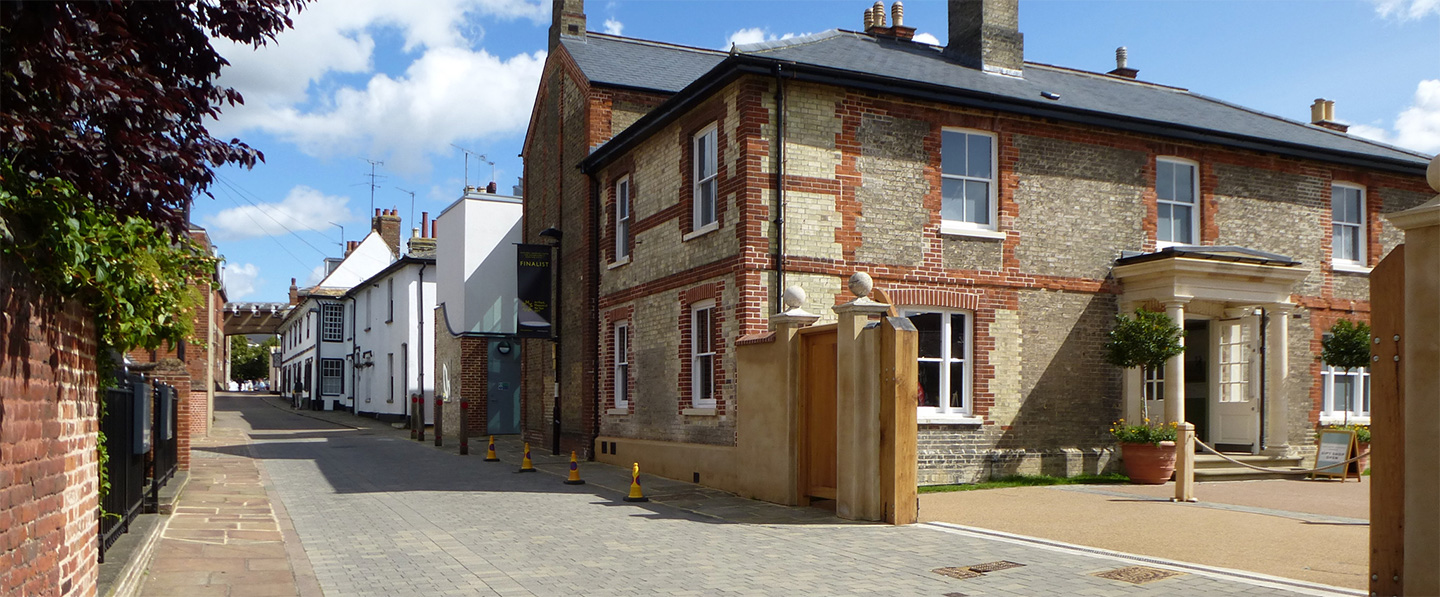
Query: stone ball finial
848 272 873 299
1428 153 1440 193
782 285 807 310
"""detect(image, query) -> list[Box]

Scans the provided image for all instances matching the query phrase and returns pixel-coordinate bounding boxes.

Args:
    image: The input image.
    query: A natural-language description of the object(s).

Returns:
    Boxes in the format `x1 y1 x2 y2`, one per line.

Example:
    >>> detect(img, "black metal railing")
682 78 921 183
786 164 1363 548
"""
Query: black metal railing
98 374 180 562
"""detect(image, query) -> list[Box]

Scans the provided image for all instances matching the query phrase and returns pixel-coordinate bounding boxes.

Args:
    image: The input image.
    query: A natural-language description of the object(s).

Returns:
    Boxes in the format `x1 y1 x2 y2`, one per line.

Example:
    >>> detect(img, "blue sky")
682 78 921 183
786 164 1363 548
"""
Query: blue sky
199 0 1440 303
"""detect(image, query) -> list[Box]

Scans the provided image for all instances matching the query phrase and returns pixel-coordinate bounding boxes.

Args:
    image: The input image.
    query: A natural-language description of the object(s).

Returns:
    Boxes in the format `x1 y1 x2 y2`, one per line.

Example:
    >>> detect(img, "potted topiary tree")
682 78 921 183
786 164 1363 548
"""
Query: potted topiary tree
1321 319 1372 470
1105 308 1186 484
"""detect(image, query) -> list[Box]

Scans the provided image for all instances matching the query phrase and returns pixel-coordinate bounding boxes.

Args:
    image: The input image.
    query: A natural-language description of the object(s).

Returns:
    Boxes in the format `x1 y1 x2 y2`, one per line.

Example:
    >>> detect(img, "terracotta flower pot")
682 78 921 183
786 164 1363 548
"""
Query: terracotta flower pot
1356 442 1371 474
1121 441 1177 484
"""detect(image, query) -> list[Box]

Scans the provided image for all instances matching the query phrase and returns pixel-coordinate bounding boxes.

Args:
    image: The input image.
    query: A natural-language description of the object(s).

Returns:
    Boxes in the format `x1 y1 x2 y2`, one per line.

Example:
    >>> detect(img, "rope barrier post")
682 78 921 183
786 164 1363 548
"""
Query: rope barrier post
1174 422 1196 502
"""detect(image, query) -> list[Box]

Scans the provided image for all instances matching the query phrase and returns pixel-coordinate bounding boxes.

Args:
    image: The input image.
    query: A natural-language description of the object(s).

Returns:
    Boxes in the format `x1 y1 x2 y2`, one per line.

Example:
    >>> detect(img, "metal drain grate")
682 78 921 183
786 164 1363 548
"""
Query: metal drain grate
1092 565 1185 584
966 561 1025 573
932 567 983 580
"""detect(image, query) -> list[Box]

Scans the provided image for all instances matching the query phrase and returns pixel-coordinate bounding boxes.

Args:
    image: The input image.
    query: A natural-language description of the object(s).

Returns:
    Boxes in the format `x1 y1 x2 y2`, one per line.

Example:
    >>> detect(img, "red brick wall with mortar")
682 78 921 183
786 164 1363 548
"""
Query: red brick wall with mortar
460 337 488 437
1 272 100 597
142 366 194 472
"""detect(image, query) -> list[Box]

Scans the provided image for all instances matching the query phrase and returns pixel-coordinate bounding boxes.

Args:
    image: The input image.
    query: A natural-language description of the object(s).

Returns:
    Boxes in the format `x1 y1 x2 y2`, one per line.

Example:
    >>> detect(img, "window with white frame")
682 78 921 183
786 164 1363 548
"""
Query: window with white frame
1156 158 1198 245
1323 365 1370 421
614 323 630 408
690 301 716 406
904 310 972 415
1143 365 1164 402
940 129 996 231
1331 183 1366 266
615 176 632 260
387 278 394 322
321 358 344 395
321 303 344 342
692 125 718 230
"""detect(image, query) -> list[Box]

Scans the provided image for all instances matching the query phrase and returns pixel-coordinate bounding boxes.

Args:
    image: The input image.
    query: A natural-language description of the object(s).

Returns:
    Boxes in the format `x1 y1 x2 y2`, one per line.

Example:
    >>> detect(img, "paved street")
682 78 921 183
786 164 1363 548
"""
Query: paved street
147 393 1356 597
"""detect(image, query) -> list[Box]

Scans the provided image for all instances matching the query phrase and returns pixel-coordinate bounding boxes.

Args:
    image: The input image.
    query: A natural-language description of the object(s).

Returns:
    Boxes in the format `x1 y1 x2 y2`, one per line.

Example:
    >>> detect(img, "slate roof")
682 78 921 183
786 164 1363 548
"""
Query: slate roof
561 34 725 94
560 31 1431 173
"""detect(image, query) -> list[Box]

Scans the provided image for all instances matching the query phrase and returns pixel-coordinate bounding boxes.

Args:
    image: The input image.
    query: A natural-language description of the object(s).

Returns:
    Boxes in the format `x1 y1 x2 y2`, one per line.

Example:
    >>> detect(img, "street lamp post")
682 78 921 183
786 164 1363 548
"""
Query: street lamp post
539 227 563 456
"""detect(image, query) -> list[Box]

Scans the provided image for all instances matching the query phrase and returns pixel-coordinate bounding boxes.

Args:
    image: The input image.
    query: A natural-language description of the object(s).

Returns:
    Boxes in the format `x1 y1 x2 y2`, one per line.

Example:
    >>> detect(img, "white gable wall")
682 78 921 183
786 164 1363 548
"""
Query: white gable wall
436 192 523 335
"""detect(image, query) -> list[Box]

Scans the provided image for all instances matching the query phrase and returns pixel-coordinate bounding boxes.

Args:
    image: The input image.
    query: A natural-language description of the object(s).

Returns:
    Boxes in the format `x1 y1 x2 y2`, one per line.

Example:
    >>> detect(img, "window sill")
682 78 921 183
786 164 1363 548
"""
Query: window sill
682 407 717 416
606 407 630 416
682 223 719 242
1332 262 1372 275
1319 415 1370 426
939 224 1004 240
918 414 984 426
608 256 631 270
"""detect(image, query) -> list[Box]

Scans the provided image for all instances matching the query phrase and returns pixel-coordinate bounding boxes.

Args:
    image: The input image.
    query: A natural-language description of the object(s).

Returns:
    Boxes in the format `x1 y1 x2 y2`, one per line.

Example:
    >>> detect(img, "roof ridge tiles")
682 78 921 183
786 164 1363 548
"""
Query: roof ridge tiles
583 31 728 56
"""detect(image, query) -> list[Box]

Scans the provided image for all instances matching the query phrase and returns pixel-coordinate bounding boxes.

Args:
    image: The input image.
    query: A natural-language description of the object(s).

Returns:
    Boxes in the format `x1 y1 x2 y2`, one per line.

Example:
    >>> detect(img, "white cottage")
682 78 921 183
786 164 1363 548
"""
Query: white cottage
347 226 438 423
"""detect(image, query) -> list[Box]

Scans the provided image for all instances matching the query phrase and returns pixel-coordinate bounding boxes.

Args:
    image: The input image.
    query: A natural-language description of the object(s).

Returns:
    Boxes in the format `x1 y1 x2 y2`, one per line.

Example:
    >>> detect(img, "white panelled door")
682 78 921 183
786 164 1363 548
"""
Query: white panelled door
1211 316 1260 453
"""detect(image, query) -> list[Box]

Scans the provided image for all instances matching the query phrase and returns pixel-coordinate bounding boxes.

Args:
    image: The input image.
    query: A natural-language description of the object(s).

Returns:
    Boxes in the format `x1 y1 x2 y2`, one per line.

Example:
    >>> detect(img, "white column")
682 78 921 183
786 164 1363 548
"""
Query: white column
1119 302 1143 423
1163 301 1188 425
1263 304 1292 456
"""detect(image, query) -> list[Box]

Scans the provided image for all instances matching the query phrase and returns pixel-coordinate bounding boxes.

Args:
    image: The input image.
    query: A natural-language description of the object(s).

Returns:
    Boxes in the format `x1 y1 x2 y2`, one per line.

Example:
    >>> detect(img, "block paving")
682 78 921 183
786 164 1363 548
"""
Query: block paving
141 394 1352 596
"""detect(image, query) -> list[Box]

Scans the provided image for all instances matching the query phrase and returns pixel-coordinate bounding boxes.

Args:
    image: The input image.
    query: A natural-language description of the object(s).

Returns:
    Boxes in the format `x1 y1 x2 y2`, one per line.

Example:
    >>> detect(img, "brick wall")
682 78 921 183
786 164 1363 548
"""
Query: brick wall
143 365 195 472
1 272 100 597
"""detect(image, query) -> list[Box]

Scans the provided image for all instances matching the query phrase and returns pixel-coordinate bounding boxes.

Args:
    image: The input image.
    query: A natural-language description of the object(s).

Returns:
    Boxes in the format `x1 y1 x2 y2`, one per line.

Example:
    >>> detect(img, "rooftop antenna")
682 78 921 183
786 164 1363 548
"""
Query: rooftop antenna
396 188 416 230
451 144 478 190
329 222 344 255
477 153 496 184
363 159 386 213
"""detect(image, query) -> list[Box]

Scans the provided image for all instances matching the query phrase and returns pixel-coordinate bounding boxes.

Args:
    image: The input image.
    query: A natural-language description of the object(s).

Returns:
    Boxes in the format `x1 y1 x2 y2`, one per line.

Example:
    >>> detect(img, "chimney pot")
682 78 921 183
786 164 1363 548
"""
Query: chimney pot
1106 46 1138 79
1311 99 1348 133
431 221 439 238
891 0 904 27
864 7 874 29
487 181 498 193
375 208 381 217
872 2 886 27
421 211 429 237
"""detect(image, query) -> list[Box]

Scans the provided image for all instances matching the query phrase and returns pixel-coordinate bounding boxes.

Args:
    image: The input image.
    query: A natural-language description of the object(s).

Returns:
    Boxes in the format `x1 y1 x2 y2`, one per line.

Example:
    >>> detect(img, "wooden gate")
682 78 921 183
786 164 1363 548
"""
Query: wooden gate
1370 245 1404 597
799 325 837 503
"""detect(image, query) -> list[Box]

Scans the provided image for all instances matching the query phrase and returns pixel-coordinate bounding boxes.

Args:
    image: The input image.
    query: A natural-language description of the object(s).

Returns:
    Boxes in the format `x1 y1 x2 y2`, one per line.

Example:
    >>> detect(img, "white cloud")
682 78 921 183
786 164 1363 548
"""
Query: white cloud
725 28 810 49
603 18 623 35
1347 80 1440 154
205 186 355 241
305 264 328 286
208 0 548 175
1371 0 1440 19
223 263 261 300
912 32 940 46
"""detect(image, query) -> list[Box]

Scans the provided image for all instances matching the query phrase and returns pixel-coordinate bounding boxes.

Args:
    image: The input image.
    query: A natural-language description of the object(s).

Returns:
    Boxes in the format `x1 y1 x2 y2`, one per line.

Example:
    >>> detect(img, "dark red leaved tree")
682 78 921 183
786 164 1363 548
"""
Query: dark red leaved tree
1 0 305 232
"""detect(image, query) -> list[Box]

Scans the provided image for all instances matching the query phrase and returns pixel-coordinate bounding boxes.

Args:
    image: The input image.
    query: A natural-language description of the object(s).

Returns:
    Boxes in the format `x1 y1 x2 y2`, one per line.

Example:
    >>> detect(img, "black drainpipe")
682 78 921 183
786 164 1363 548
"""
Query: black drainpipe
418 264 426 430
773 64 787 312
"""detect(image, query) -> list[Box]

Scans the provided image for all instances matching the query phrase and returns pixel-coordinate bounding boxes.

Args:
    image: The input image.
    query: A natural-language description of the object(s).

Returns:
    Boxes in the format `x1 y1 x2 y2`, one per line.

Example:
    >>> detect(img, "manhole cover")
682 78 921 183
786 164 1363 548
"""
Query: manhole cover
1092 565 1185 584
932 567 983 580
967 561 1024 573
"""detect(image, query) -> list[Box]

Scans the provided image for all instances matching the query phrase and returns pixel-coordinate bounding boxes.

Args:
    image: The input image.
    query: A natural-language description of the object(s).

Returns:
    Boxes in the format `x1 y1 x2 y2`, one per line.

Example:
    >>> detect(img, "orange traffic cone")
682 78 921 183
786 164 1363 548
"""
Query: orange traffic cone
518 442 536 472
564 451 585 485
623 462 648 502
484 436 499 462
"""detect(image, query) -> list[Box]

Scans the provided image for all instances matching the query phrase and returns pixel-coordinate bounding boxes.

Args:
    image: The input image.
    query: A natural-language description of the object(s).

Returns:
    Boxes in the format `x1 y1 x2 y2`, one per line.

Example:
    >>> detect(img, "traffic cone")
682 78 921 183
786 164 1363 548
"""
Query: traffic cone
564 451 585 485
623 462 648 502
517 442 536 472
484 436 499 462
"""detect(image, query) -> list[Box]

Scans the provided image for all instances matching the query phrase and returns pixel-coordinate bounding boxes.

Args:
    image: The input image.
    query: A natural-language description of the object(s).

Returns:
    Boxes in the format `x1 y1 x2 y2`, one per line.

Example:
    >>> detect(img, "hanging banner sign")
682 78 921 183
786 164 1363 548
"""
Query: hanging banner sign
516 243 553 338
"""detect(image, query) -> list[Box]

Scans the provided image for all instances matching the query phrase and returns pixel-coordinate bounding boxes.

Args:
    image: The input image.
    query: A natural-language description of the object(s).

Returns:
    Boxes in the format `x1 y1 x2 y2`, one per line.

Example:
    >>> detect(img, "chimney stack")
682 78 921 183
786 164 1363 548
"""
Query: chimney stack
1107 46 1139 79
407 226 437 258
549 0 586 50
944 0 1024 75
288 277 299 306
373 208 402 257
1310 98 1349 133
863 1 915 41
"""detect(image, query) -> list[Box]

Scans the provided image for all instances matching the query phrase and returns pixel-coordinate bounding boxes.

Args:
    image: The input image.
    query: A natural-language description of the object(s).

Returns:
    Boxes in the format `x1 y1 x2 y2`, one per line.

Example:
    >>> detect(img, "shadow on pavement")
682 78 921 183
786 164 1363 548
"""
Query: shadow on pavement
202 393 856 527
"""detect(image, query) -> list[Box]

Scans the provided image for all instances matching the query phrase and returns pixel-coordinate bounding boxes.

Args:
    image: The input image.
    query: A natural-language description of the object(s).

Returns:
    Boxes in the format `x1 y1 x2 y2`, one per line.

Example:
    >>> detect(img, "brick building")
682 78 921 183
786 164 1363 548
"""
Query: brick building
125 225 228 471
522 0 1433 483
